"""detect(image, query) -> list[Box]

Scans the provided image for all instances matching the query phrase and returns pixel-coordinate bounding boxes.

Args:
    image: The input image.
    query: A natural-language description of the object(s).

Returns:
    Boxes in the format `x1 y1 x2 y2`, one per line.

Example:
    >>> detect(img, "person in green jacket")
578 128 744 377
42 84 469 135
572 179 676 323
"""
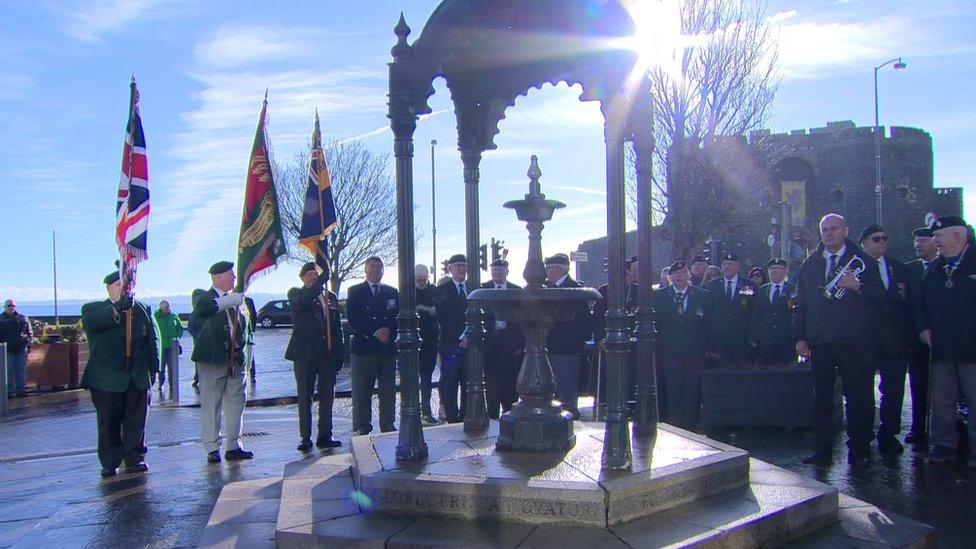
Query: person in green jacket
153 300 184 395
81 270 159 478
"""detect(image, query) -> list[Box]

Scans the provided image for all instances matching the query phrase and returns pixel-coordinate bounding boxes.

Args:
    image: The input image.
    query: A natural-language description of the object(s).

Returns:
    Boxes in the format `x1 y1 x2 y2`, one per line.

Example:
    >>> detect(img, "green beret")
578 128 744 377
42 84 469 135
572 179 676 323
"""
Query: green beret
544 253 570 266
766 258 788 269
931 215 966 230
103 271 121 285
299 262 318 276
209 261 234 275
912 227 934 238
447 254 467 265
668 260 687 274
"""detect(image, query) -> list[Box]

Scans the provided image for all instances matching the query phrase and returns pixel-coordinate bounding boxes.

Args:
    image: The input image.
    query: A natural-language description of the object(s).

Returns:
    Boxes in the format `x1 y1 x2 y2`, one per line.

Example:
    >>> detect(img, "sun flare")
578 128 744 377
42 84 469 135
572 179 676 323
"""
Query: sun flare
626 0 684 74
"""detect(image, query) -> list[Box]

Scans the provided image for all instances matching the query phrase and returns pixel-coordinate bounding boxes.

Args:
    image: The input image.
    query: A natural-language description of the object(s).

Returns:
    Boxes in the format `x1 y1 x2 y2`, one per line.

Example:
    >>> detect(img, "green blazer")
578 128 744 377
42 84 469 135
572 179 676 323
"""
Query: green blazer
190 288 249 366
80 299 159 392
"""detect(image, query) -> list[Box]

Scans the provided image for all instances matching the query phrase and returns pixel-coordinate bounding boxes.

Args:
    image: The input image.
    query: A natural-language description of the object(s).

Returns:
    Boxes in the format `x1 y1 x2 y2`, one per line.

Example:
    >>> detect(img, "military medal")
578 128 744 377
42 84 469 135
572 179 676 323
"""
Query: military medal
944 244 968 289
946 279 953 289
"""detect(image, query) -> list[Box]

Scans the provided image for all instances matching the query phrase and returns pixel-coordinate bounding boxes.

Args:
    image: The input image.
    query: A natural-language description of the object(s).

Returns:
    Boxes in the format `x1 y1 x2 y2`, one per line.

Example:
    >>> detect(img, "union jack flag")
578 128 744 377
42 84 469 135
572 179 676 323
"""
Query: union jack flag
116 77 149 294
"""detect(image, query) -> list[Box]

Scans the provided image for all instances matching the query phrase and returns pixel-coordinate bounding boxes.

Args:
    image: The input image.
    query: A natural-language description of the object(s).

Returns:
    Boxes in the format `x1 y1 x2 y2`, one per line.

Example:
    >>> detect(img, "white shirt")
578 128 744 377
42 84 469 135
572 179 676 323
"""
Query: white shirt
554 274 569 287
823 245 847 280
876 255 891 290
723 276 739 298
454 280 466 296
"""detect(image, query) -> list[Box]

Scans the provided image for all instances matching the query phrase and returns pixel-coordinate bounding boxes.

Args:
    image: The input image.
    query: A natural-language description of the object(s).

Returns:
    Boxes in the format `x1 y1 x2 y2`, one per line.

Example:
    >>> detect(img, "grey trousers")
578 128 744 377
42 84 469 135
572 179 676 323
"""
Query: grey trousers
551 354 580 416
930 360 976 455
351 353 396 434
196 362 247 454
294 361 336 441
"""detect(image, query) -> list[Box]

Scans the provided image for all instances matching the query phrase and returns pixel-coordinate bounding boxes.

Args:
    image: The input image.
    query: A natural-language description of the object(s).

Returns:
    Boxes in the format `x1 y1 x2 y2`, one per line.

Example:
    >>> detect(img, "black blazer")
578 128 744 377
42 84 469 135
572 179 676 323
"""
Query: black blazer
591 283 638 343
434 278 469 353
793 239 884 346
651 285 713 358
748 281 796 348
867 256 914 356
545 276 592 355
707 276 757 351
480 281 525 353
917 245 976 362
285 280 344 366
345 281 398 355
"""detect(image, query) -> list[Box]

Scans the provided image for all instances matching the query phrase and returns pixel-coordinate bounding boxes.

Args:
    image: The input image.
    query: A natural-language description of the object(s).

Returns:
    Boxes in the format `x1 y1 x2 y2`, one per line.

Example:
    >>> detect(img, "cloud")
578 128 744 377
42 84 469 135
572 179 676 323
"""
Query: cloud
51 0 181 42
767 10 798 24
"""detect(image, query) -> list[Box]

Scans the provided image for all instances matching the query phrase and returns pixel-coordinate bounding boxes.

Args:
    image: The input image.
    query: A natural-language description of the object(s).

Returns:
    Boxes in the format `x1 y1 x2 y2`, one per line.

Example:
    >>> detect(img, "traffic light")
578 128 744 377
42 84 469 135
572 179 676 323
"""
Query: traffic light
479 243 488 271
490 237 505 263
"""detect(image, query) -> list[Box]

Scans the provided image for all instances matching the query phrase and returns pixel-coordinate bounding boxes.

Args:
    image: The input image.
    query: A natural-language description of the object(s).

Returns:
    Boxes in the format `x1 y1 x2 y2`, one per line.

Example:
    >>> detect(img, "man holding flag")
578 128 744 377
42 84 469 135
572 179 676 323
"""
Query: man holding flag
287 112 343 451
81 78 158 478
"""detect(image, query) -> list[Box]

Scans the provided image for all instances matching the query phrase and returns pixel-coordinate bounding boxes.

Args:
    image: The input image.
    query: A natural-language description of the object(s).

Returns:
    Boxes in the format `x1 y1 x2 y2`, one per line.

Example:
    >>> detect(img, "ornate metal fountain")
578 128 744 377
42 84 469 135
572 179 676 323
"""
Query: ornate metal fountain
469 156 601 452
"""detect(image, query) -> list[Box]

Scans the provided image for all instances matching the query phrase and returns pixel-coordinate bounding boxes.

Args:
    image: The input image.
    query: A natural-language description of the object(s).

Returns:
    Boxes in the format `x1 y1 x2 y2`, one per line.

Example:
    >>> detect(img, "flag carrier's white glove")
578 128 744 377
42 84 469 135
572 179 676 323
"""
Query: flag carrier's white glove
215 293 244 312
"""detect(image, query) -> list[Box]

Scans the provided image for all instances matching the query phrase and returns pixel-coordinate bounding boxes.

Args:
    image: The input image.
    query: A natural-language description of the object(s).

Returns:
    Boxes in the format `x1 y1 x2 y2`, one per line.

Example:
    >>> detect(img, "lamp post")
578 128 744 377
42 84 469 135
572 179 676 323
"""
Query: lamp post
431 139 438 271
874 56 907 226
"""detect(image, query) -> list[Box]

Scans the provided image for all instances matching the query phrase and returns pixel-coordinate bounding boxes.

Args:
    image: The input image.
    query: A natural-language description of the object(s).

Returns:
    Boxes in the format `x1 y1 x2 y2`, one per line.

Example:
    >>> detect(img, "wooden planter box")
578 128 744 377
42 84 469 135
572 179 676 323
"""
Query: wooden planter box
700 365 842 430
26 342 89 390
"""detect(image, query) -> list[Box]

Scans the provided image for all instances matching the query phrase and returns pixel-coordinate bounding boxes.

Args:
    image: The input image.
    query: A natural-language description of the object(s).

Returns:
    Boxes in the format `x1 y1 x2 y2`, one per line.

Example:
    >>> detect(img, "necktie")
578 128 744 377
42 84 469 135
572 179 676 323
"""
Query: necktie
880 263 889 290
371 284 379 298
726 280 733 302
676 292 685 314
771 284 780 303
458 283 466 297
828 254 838 281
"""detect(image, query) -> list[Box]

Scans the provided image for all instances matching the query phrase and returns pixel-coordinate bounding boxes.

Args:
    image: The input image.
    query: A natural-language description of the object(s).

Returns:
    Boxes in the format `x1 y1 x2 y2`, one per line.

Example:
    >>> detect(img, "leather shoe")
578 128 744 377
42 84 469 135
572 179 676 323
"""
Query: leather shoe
207 451 221 464
101 467 117 478
297 439 313 452
848 450 872 467
125 461 149 473
905 431 927 445
225 448 254 461
878 437 905 455
802 450 831 465
316 437 342 449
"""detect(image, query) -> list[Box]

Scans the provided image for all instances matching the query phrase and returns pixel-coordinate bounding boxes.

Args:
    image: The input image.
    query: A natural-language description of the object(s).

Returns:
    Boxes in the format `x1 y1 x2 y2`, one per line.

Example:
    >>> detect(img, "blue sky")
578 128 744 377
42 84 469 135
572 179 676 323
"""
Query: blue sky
1 0 974 302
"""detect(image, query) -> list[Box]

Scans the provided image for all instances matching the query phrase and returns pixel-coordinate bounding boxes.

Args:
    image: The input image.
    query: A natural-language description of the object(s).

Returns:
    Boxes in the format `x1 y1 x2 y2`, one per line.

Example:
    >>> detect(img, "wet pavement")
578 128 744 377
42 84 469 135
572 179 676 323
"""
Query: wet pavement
0 330 973 547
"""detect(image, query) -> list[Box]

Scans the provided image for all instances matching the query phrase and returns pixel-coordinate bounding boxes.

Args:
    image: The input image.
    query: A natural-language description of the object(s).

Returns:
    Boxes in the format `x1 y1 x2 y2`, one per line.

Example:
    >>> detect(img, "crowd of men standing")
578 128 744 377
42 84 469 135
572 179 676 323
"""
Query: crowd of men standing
73 210 975 477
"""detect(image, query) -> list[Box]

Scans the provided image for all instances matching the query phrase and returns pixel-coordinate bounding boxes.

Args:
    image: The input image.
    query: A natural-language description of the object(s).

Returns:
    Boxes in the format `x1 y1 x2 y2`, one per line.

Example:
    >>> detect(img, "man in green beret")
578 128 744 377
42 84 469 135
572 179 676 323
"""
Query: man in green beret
81 269 159 478
152 300 183 395
286 262 345 451
191 261 252 464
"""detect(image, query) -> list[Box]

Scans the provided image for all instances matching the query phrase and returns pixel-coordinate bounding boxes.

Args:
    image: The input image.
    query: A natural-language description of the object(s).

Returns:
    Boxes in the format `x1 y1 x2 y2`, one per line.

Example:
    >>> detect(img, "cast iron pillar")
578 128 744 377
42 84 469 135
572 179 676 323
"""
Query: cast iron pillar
631 84 658 438
389 14 427 461
461 145 489 432
601 94 633 470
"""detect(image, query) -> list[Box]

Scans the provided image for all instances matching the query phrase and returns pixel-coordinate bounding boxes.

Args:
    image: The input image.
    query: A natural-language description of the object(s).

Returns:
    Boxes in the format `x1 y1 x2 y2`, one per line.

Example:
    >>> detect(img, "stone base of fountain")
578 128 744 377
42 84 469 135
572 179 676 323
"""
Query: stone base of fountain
496 402 576 452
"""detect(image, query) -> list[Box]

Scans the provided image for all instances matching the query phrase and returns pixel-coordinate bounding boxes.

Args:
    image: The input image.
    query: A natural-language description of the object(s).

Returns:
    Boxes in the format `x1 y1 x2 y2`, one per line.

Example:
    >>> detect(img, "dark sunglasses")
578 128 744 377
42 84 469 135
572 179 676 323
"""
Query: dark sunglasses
870 235 888 243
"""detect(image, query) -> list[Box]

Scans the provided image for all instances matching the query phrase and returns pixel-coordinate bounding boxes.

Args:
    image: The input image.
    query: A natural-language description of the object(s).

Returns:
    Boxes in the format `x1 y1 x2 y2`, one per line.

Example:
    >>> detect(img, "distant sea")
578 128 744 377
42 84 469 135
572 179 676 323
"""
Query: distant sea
17 293 288 318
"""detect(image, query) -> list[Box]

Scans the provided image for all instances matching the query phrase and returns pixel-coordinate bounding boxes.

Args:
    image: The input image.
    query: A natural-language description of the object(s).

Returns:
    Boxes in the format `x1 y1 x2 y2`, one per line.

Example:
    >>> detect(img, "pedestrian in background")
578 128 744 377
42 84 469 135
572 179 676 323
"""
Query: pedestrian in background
81 270 158 477
153 299 183 395
434 254 470 423
415 264 440 425
0 299 32 398
286 262 344 452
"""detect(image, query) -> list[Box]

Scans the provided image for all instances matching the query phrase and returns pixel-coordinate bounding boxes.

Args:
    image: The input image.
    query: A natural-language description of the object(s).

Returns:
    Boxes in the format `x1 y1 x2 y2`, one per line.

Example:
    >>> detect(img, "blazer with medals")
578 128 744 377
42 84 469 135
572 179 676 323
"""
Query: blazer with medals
916 245 976 362
190 288 249 366
285 278 345 367
867 255 915 356
81 299 159 392
545 275 592 355
434 279 469 353
748 281 797 348
345 281 398 355
651 285 713 358
706 276 757 353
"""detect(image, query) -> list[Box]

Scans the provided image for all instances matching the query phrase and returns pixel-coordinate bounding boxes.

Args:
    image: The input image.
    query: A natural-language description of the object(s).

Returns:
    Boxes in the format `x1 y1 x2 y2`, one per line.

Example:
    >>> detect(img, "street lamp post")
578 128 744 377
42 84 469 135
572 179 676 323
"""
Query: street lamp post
431 139 437 272
874 56 907 225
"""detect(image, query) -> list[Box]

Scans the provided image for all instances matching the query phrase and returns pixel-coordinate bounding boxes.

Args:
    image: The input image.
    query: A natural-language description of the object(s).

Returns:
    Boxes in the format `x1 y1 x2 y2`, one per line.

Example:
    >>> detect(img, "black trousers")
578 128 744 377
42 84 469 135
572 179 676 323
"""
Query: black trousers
876 347 909 440
758 344 794 365
439 350 466 423
907 344 930 436
657 355 706 429
293 361 336 441
810 343 875 453
90 383 149 469
419 339 438 417
485 334 521 419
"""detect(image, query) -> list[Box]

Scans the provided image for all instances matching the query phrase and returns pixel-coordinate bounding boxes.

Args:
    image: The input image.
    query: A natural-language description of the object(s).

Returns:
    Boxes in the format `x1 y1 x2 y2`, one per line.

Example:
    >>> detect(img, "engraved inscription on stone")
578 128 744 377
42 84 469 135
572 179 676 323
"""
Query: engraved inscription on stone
368 487 600 522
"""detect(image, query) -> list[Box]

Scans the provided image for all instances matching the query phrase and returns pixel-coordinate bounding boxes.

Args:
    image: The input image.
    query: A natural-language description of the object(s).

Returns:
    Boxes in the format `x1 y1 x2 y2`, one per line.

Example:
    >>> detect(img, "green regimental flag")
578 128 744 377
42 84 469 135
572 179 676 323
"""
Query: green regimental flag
236 94 286 292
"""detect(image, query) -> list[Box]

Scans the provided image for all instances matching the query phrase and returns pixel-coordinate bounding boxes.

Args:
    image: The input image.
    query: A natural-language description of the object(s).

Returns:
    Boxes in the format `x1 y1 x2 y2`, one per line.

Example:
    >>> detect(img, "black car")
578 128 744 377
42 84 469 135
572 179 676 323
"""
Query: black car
256 299 292 328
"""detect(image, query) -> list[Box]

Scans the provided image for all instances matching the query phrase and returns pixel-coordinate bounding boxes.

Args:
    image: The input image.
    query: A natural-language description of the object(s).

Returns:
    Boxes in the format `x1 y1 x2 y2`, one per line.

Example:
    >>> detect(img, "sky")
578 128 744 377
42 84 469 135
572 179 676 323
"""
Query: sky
1 0 974 303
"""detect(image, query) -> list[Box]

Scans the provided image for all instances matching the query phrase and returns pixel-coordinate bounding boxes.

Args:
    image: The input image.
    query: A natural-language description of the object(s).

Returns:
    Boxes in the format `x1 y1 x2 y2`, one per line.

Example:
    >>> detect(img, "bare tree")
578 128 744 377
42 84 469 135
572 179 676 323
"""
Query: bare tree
278 139 398 293
628 0 779 260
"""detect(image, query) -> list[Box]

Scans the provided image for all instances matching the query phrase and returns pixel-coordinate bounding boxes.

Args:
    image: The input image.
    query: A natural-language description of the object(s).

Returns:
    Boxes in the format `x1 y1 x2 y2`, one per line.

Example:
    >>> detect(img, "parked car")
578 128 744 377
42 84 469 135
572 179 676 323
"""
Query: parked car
256 300 292 328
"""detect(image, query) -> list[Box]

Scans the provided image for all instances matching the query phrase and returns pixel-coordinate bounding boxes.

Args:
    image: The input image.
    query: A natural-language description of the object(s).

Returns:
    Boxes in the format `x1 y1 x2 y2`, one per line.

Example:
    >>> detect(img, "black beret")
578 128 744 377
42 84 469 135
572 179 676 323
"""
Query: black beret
299 261 318 276
858 224 885 242
103 271 121 285
668 260 687 274
931 215 967 230
766 258 788 269
209 261 234 275
721 252 738 262
912 227 934 238
691 255 707 265
544 253 570 266
447 253 467 265
490 258 509 267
